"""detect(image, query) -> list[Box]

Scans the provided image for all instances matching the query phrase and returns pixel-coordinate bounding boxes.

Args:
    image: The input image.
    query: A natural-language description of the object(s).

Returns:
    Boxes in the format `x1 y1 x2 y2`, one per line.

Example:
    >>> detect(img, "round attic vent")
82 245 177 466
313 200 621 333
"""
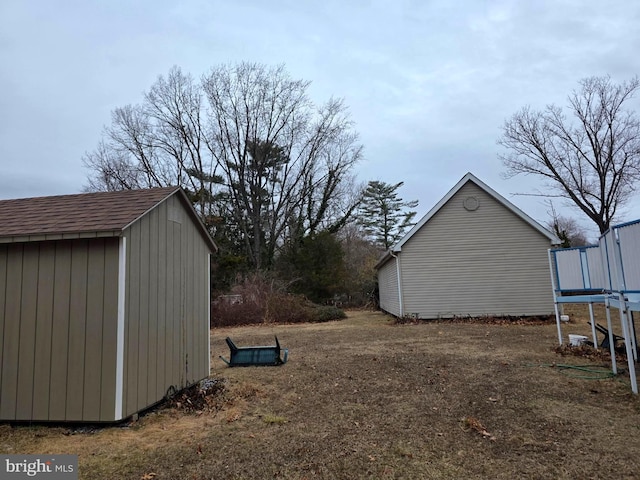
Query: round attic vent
463 196 479 211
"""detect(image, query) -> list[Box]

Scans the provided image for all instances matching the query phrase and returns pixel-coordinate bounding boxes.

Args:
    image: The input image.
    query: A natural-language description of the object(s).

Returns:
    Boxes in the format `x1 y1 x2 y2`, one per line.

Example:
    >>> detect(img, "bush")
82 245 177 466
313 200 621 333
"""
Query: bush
265 293 313 324
210 273 347 327
310 305 347 323
210 299 265 328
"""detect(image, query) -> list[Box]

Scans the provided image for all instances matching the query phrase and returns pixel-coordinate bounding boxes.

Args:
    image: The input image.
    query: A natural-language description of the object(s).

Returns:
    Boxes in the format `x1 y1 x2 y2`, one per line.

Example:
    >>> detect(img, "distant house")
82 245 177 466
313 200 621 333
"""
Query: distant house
375 173 559 319
0 187 217 422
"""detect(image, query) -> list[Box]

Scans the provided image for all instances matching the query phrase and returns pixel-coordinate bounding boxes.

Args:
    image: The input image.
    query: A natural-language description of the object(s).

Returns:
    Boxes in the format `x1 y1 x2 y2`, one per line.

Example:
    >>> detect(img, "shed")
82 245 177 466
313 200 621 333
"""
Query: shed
0 187 217 422
375 173 559 319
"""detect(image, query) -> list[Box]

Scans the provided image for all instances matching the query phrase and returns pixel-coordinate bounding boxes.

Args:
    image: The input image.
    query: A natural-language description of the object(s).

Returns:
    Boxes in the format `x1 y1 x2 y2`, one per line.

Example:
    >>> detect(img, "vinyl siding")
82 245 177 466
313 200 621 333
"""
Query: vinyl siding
378 256 401 317
399 182 553 319
121 194 211 418
0 238 119 421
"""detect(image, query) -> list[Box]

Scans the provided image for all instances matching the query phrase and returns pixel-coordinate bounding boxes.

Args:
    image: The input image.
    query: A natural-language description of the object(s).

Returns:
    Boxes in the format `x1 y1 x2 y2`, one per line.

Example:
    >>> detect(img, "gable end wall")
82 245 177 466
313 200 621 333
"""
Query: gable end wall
399 182 553 319
122 194 210 418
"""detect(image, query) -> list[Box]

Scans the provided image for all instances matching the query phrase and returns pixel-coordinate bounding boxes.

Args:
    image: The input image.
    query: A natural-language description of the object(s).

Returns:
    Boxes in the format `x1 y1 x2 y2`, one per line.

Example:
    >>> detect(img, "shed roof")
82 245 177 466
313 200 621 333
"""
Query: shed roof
375 172 560 269
0 186 217 250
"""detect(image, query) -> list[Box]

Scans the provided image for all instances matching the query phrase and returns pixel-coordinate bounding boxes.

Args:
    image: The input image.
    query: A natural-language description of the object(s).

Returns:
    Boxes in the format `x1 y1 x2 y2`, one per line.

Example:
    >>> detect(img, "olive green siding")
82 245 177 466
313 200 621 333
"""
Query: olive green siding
121 194 210 419
396 182 553 319
0 238 119 421
378 256 401 317
0 190 213 423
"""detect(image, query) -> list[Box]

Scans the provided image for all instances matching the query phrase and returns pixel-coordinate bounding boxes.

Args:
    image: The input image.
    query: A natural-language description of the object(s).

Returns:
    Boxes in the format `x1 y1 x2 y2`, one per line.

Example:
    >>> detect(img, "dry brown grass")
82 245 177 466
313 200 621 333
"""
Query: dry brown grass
2 310 640 479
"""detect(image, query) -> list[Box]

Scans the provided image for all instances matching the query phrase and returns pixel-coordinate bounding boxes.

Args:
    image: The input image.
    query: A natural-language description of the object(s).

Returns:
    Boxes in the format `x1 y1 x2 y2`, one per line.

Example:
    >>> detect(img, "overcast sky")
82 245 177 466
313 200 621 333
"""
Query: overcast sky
1 0 639 240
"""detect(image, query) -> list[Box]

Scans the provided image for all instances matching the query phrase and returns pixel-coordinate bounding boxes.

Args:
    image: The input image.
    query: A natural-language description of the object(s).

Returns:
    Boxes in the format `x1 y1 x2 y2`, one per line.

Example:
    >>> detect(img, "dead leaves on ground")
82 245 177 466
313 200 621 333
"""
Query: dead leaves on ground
554 343 626 362
165 378 226 414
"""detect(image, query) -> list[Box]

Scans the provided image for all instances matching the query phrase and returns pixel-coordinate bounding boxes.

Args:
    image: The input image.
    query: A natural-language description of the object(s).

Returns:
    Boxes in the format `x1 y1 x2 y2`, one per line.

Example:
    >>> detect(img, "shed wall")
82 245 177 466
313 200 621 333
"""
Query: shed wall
378 256 401 317
399 182 553 318
121 194 210 418
0 238 119 421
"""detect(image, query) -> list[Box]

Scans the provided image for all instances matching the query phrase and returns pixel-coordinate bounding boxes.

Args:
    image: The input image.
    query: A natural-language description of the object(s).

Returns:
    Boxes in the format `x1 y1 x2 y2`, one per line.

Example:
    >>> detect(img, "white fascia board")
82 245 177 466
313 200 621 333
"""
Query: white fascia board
115 236 127 421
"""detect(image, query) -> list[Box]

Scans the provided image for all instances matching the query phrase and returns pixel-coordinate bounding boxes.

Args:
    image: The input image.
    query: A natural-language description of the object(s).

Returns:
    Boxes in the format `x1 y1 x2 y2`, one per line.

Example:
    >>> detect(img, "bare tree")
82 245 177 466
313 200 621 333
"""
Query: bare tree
546 202 589 247
84 62 362 270
499 75 640 234
201 63 362 268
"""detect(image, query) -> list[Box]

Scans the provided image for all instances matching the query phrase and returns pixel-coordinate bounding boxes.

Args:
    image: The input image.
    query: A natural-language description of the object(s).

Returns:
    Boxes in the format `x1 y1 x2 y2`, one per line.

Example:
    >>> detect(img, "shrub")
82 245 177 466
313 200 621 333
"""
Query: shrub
265 293 313 324
210 299 265 328
310 305 347 322
210 272 347 327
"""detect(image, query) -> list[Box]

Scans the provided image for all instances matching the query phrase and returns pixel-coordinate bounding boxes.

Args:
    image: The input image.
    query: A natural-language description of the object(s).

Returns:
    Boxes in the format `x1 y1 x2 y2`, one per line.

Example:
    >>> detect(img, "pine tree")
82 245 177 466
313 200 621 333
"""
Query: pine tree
358 181 418 250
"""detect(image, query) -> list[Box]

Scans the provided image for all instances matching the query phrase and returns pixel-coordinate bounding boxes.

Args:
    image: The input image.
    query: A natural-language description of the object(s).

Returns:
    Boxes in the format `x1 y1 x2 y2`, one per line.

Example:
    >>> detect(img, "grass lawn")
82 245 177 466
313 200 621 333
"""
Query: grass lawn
2 310 639 479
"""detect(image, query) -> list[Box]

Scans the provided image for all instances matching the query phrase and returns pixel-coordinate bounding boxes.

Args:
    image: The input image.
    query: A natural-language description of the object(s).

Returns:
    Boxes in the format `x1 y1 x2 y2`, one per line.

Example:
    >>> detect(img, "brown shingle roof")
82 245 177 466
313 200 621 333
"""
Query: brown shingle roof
0 187 180 239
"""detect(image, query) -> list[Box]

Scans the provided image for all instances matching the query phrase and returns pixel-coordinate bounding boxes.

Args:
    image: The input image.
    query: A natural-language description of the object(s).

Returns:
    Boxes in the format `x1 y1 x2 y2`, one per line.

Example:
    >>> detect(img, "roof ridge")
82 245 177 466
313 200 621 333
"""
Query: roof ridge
0 185 179 203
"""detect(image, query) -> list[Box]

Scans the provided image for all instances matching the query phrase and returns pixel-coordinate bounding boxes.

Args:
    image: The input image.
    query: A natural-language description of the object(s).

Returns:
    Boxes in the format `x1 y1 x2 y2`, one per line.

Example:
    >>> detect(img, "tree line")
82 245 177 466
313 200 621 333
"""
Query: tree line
84 62 417 302
85 64 640 303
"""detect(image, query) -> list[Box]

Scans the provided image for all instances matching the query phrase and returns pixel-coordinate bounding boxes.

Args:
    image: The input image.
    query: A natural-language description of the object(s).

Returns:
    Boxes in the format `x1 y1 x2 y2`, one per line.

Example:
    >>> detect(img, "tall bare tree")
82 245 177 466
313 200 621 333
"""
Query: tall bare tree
499 75 640 234
201 63 362 268
84 62 362 271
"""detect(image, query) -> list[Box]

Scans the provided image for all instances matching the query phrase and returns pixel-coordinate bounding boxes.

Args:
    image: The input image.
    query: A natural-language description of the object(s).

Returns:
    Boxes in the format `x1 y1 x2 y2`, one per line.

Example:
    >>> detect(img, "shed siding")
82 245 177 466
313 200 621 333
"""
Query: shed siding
32 242 55 420
1 245 23 420
0 238 119 421
0 248 6 418
378 257 401 317
122 195 210 418
399 182 553 318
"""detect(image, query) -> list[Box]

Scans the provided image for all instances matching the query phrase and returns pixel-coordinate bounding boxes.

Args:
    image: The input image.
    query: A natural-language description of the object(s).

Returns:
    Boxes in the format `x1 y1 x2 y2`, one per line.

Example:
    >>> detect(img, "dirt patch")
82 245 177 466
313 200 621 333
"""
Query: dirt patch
2 310 639 479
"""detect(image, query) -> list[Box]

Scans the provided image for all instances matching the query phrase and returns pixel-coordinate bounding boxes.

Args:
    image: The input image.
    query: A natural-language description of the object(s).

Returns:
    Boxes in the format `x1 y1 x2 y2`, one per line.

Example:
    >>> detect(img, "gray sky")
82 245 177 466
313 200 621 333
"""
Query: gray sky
1 0 639 240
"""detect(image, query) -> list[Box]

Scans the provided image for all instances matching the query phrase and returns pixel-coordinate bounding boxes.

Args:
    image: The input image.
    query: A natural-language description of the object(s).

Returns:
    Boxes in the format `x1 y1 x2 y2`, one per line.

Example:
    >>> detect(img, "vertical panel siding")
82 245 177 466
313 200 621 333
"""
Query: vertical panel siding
164 215 175 397
0 244 22 419
399 183 554 318
147 207 159 404
100 243 119 421
0 238 119 421
185 218 194 384
82 240 106 420
122 194 211 418
65 240 88 420
48 242 72 421
32 242 55 420
156 202 167 401
378 258 401 317
137 214 150 412
172 221 182 391
15 243 39 420
0 246 6 415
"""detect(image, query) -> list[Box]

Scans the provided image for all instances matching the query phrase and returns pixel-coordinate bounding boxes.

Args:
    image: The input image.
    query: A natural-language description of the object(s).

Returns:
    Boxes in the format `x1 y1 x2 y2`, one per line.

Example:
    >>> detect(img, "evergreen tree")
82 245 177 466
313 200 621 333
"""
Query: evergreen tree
276 231 346 303
358 181 418 250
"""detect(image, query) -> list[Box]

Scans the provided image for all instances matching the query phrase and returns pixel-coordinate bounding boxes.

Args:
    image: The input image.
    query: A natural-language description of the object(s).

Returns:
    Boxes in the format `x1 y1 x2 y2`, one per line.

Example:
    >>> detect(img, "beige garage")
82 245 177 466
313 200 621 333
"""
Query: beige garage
0 187 216 422
375 173 559 319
